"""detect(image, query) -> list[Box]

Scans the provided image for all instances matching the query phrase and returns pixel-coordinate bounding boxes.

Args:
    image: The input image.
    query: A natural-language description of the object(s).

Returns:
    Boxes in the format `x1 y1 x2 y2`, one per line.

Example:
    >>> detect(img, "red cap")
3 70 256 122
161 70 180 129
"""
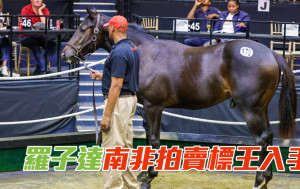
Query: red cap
103 15 128 30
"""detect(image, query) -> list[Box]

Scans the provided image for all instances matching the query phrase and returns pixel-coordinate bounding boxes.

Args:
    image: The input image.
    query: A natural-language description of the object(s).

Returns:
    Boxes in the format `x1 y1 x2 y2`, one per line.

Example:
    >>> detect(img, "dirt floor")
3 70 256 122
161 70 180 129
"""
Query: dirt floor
0 166 300 189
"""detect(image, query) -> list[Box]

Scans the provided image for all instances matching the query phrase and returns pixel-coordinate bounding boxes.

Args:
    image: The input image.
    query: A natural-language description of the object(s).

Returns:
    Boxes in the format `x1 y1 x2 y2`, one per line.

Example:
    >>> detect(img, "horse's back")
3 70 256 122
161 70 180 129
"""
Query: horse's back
223 39 278 69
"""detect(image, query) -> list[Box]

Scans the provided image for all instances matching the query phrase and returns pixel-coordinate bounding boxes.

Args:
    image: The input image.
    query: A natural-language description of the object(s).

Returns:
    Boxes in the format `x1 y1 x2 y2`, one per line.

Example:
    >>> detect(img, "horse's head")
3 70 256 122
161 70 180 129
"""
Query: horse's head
61 8 112 63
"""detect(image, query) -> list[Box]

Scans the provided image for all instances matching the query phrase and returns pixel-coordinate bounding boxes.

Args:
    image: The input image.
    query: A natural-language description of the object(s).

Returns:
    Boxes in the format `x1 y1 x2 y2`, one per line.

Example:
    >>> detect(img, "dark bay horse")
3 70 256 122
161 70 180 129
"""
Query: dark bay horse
62 9 297 189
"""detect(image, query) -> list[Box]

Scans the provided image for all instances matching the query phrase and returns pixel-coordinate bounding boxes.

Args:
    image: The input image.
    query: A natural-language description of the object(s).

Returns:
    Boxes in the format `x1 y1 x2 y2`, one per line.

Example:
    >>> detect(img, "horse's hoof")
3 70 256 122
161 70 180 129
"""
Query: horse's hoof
140 182 151 189
260 185 267 189
137 171 148 182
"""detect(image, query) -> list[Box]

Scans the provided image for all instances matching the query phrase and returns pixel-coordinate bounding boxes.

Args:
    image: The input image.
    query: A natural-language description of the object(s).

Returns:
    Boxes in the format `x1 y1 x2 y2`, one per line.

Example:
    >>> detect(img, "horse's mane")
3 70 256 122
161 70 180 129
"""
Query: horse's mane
127 24 156 41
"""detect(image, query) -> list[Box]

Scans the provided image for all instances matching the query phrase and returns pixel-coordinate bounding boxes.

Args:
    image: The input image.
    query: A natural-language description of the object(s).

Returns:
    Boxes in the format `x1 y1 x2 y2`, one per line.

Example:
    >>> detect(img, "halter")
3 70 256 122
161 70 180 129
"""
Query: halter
66 14 112 144
67 14 102 61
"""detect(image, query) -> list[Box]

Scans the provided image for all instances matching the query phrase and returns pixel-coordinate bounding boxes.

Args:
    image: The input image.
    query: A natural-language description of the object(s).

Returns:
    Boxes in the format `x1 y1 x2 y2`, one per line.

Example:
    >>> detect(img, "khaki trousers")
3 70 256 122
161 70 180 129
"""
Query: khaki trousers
102 96 140 189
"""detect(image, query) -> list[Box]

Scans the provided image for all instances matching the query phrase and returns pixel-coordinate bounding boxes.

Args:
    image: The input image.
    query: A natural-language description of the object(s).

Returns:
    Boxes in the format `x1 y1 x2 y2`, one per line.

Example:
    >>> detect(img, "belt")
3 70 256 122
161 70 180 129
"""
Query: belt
104 94 136 100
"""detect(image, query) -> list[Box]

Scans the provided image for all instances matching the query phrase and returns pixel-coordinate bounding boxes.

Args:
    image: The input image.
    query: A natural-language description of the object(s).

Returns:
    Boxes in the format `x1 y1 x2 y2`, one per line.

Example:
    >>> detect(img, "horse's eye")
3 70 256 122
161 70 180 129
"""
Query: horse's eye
80 28 85 33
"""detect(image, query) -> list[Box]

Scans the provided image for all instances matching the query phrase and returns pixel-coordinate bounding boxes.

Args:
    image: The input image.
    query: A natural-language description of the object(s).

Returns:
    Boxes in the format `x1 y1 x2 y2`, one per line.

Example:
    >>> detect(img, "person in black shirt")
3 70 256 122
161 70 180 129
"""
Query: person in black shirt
90 15 140 189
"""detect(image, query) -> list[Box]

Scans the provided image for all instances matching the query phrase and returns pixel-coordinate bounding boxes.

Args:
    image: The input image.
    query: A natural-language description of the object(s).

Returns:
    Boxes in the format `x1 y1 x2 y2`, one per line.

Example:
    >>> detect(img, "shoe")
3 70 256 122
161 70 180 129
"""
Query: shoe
1 66 9 76
11 73 20 77
40 70 54 75
33 68 42 75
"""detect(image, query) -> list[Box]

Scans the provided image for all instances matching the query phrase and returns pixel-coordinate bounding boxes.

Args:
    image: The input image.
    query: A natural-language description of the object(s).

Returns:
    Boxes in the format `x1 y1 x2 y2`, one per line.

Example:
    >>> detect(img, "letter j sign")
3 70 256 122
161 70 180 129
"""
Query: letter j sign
258 0 270 12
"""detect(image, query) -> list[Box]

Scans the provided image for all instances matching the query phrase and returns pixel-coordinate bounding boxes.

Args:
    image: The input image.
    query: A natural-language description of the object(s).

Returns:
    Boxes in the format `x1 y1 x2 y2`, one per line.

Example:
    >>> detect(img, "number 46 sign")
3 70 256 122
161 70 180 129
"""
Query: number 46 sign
22 18 32 29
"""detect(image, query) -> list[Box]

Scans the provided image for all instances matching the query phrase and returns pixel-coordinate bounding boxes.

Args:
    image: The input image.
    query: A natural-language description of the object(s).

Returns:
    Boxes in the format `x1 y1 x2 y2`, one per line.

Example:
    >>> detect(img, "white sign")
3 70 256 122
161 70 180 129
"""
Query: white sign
189 22 200 31
240 47 253 57
173 19 189 32
258 0 270 12
22 18 32 29
282 24 299 37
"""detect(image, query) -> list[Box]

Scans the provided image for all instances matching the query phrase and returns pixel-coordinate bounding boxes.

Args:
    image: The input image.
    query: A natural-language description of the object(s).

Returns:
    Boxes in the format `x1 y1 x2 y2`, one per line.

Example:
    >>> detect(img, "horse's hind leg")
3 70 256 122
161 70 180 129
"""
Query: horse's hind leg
238 105 273 189
138 101 164 189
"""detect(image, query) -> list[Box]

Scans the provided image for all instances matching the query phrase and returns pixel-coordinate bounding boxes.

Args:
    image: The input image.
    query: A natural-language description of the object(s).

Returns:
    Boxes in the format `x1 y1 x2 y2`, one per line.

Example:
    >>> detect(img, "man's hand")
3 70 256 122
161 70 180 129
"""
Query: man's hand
206 13 219 19
188 0 204 18
100 114 110 132
236 22 246 28
90 69 103 80
37 3 46 23
195 0 204 6
39 3 46 12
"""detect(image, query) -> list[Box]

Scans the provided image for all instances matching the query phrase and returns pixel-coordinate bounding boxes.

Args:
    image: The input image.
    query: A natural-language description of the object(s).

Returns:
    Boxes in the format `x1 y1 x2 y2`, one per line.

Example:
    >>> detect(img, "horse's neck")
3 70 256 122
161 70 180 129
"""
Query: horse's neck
102 29 154 53
102 40 113 53
127 30 153 48
102 38 145 53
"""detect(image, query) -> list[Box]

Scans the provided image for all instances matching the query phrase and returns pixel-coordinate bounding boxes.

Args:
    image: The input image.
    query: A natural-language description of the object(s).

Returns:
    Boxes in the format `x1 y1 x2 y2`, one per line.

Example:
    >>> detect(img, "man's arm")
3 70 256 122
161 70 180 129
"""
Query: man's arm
187 0 203 18
236 13 250 29
206 13 219 19
100 77 124 131
38 3 47 24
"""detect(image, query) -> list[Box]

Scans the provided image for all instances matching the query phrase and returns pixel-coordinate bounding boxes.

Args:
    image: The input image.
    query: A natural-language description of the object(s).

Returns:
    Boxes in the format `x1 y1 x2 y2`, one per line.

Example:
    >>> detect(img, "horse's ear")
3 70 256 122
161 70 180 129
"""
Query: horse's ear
86 7 96 17
92 7 97 14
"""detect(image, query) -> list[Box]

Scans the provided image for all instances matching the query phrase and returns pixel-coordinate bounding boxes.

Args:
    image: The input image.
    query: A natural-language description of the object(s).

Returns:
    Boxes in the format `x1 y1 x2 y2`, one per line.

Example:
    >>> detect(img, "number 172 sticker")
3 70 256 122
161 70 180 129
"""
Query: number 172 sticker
240 47 253 57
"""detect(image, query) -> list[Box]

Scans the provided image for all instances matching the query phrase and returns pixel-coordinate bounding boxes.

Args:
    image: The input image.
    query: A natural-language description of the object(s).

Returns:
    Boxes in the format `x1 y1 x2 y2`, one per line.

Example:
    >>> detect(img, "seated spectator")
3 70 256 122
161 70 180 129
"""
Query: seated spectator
20 0 56 75
184 0 220 47
205 0 250 46
0 0 19 77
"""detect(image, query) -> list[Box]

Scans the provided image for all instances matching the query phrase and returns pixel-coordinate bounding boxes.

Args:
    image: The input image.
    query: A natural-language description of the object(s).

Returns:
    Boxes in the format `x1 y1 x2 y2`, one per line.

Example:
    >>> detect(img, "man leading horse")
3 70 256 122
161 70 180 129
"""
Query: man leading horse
89 15 140 189
62 9 297 189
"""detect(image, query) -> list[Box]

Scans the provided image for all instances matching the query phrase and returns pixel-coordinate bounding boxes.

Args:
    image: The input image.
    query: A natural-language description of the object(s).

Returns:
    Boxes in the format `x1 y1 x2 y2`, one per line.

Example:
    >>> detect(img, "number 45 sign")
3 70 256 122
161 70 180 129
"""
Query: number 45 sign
22 18 32 29
189 22 200 32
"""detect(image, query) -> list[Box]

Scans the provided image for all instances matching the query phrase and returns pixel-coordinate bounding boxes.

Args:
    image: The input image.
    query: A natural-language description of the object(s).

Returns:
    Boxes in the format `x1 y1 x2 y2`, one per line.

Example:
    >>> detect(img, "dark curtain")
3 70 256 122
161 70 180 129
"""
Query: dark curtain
0 80 79 138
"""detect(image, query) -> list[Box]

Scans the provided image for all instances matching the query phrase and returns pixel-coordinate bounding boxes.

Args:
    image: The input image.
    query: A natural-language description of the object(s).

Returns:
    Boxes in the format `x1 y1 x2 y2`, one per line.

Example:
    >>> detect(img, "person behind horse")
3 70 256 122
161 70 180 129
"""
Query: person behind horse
204 0 250 46
183 0 220 47
20 0 56 75
89 15 140 189
0 0 19 77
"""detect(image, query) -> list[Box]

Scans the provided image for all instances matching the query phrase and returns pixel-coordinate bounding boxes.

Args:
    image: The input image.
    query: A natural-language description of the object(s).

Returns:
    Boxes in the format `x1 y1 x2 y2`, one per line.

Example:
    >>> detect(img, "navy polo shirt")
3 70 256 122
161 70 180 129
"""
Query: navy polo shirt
102 38 140 95
194 7 221 32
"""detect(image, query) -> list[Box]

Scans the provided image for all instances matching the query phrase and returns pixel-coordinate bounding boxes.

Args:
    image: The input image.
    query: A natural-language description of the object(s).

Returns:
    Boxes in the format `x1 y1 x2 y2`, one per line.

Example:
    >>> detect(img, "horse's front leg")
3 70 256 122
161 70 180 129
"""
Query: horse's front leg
138 101 164 189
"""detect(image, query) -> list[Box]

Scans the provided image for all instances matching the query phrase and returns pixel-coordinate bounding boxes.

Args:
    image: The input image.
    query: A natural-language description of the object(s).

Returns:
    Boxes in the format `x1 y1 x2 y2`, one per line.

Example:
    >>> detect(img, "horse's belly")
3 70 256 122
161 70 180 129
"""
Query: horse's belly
167 89 231 109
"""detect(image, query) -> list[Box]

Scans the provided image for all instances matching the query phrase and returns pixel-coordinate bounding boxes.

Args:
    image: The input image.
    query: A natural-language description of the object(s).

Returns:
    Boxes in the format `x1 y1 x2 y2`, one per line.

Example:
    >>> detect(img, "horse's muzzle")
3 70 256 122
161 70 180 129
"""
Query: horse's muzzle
61 52 67 61
61 47 77 64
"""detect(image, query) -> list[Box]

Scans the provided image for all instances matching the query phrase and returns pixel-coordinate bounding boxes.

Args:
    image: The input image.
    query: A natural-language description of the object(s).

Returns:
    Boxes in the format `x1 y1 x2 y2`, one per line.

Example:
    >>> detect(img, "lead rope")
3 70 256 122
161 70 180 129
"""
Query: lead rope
74 14 106 144
92 78 101 144
80 58 101 144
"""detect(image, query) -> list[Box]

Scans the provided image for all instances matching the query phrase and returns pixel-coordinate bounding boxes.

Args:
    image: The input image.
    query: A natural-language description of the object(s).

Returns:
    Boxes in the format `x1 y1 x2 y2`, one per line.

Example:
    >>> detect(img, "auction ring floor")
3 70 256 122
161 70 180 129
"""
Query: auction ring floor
0 166 299 189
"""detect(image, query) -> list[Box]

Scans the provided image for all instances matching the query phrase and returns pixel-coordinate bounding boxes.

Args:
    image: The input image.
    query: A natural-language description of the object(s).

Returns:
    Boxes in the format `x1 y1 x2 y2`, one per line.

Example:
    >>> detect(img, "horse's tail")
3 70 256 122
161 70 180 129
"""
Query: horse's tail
273 51 297 139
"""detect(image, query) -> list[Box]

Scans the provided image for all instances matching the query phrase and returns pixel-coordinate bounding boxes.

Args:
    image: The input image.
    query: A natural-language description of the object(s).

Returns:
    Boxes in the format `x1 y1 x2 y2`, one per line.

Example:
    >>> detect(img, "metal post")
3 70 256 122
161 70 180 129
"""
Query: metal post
75 15 78 29
174 18 177 40
69 61 71 79
45 15 48 74
9 15 13 77
78 15 80 28
283 23 286 58
209 19 213 45
246 22 250 39
57 34 62 74
77 58 80 81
